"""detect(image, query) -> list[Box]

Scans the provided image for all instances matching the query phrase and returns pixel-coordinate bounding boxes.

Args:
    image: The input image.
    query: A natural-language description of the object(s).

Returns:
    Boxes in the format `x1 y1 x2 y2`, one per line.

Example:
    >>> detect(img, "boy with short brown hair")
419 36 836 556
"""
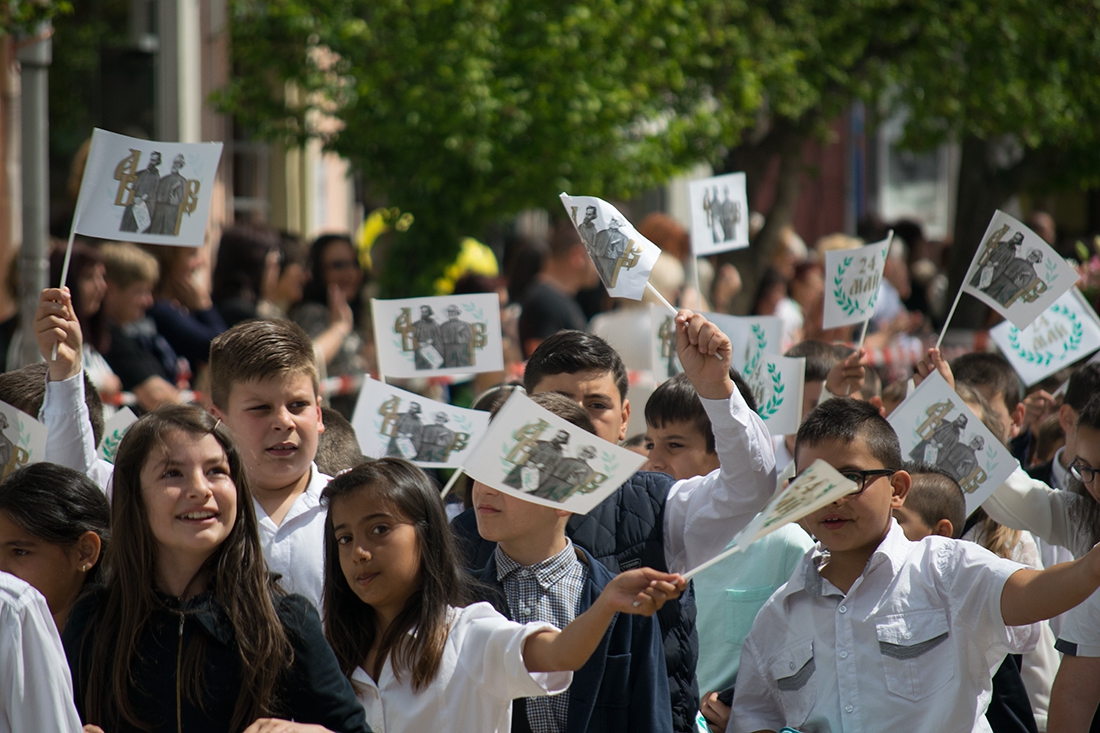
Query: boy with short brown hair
209 319 328 610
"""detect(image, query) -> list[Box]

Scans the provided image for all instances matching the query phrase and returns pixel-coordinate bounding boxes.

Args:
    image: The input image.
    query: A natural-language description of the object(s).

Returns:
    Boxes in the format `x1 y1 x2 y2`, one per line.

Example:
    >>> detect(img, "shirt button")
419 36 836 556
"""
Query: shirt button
520 607 530 616
839 651 848 659
789 662 795 671
839 605 847 613
845 705 854 713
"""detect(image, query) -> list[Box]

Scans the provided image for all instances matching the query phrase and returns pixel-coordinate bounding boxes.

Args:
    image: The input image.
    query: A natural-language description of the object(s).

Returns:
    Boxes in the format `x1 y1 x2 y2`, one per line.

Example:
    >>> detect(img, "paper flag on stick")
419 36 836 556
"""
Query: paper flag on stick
888 372 1016 514
683 460 856 580
0 401 48 480
371 293 503 379
351 378 489 468
71 129 224 247
97 408 138 464
687 172 749 257
650 304 684 383
991 288 1100 385
462 391 647 514
559 193 662 300
960 210 1078 330
705 313 783 377
822 234 892 330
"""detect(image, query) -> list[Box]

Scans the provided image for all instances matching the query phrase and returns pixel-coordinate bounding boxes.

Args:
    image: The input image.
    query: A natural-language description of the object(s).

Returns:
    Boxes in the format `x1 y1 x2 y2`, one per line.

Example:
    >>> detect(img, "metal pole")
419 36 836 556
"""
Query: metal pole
16 23 51 368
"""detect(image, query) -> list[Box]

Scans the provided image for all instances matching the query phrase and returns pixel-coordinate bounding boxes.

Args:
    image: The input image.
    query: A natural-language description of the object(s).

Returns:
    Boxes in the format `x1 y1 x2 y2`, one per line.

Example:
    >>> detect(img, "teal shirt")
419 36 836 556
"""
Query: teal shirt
694 523 814 694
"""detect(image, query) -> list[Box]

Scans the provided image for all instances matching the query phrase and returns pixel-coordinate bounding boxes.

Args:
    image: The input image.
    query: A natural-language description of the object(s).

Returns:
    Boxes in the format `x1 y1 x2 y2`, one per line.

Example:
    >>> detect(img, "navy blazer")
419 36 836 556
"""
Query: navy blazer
475 545 674 733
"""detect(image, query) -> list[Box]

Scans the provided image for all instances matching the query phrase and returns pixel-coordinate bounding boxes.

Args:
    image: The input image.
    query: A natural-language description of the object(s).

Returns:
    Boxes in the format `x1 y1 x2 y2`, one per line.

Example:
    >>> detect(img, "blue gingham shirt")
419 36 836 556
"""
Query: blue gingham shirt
495 539 587 733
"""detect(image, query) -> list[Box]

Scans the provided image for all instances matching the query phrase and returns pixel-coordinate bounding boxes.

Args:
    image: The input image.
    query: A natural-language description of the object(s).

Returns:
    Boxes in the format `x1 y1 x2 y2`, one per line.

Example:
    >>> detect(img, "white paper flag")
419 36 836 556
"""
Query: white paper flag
991 289 1100 385
687 172 749 257
350 378 489 468
888 372 1016 514
0 401 48 480
463 392 647 514
72 129 224 247
822 234 892 329
559 193 662 300
371 293 503 379
98 408 138 464
684 460 856 579
744 354 805 436
704 313 783 378
650 304 683 382
961 210 1079 329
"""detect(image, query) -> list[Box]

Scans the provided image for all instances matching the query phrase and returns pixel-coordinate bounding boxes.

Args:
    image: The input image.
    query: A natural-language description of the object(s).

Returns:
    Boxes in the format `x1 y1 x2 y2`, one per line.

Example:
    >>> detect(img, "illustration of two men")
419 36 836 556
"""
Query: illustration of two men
117 151 192 236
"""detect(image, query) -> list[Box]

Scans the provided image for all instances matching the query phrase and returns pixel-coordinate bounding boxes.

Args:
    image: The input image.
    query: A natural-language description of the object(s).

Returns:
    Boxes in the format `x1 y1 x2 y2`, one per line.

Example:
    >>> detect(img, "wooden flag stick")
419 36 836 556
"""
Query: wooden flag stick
935 286 965 350
439 467 464 499
845 319 871 397
646 281 678 316
51 227 79 361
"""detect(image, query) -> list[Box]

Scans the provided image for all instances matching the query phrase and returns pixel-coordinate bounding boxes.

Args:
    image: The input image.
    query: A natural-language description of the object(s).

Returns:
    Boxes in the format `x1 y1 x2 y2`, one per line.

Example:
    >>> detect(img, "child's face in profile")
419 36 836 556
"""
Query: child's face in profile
892 505 934 542
796 436 907 557
643 420 718 481
213 372 324 494
330 490 421 621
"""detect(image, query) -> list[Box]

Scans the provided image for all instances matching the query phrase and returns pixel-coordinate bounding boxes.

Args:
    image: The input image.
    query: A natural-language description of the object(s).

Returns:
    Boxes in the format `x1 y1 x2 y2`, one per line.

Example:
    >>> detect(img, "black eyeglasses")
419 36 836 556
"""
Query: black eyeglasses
1071 462 1099 484
839 468 898 494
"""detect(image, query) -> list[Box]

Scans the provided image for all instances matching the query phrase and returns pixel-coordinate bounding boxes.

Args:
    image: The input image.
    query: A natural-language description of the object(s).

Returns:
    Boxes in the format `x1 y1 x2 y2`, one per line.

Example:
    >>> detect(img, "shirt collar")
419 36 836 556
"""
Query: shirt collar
1051 447 1070 490
494 538 580 588
797 519 912 598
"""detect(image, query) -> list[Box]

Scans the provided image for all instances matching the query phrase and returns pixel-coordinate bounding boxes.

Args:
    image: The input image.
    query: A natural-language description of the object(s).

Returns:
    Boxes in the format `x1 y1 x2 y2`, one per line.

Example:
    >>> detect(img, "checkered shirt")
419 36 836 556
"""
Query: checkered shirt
495 539 588 733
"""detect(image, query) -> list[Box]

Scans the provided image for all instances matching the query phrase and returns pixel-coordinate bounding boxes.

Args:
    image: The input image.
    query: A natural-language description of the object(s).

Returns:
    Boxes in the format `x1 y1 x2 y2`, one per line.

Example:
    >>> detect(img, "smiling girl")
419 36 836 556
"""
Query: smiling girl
321 458 683 733
62 405 369 733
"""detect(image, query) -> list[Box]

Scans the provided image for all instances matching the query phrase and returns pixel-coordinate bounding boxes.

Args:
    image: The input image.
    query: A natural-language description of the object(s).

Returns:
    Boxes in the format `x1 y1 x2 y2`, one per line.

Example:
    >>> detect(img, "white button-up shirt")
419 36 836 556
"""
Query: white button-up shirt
352 602 571 733
663 391 775 575
731 521 1033 733
0 572 82 733
254 464 330 612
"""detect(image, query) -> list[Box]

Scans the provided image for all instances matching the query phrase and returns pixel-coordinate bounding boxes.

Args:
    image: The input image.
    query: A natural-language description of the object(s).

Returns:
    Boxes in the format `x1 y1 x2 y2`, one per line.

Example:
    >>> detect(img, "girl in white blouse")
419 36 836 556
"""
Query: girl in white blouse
321 458 683 733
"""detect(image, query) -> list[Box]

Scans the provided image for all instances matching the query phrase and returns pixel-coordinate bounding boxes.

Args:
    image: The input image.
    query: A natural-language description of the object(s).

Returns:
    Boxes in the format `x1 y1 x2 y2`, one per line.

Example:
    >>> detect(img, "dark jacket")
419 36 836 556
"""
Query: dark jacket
453 470 698 733
476 545 673 733
62 587 371 733
1026 459 1055 487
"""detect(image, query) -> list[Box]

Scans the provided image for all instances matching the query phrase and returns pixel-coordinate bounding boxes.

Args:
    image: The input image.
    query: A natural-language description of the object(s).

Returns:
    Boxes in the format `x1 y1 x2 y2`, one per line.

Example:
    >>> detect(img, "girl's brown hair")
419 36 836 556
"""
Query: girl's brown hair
322 458 476 691
75 404 292 731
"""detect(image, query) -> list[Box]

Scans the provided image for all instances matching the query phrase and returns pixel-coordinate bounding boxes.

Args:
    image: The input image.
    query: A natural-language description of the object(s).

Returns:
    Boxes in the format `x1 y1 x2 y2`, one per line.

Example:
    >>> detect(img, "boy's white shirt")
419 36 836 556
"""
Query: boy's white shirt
352 602 570 733
0 571 83 733
730 520 1035 733
662 389 776 575
40 370 329 612
253 463 330 612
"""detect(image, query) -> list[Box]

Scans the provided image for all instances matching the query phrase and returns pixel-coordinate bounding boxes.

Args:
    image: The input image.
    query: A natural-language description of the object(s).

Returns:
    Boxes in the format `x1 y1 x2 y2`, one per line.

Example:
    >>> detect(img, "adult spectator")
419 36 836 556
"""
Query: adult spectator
518 220 598 358
145 243 226 372
292 233 365 418
211 224 280 328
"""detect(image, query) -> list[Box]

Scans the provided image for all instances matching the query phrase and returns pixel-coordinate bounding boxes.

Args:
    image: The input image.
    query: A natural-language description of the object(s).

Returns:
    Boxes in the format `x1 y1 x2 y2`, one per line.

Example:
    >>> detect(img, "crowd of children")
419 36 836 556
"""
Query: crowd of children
9 271 1100 733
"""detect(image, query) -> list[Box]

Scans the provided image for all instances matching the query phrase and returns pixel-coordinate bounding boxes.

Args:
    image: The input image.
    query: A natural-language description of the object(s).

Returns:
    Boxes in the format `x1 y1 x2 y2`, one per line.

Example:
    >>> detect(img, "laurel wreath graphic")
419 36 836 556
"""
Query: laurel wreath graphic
832 256 861 316
1006 303 1083 366
744 324 768 377
758 362 786 419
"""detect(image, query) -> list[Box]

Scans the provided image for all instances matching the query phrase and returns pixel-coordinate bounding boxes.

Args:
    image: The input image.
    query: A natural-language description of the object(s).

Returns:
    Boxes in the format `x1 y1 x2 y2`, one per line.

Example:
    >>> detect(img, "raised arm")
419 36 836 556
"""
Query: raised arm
982 467 1088 556
1001 543 1100 626
662 310 776 575
522 568 684 673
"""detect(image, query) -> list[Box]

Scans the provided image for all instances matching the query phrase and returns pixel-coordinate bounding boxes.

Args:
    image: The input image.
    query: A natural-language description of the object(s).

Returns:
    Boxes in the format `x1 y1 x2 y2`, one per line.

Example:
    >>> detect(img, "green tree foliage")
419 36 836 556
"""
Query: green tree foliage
221 0 751 294
1 1 73 36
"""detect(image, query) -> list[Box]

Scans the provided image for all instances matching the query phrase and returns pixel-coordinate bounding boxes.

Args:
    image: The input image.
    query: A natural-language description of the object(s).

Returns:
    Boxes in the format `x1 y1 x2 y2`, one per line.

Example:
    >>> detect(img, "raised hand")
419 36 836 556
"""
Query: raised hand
675 309 734 400
913 347 954 390
34 287 83 381
826 347 868 397
597 567 686 616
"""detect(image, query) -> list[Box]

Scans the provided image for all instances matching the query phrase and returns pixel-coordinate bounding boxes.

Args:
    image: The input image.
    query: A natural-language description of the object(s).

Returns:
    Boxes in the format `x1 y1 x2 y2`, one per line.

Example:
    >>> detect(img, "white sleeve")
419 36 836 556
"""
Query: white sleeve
728 632 783 733
981 466 1090 557
0 585 82 733
39 373 114 495
454 603 572 701
663 390 776 575
943 541 1031 660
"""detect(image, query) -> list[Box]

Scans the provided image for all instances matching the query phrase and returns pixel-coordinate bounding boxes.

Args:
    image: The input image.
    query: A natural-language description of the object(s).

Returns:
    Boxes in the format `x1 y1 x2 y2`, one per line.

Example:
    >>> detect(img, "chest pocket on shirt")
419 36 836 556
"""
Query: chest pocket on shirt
874 609 955 701
769 638 816 725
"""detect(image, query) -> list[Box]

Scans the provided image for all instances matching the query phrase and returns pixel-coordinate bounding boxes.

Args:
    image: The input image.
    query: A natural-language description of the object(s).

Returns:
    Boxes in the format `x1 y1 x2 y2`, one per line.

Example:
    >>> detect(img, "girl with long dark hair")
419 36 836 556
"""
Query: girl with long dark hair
322 457 682 733
62 405 369 733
